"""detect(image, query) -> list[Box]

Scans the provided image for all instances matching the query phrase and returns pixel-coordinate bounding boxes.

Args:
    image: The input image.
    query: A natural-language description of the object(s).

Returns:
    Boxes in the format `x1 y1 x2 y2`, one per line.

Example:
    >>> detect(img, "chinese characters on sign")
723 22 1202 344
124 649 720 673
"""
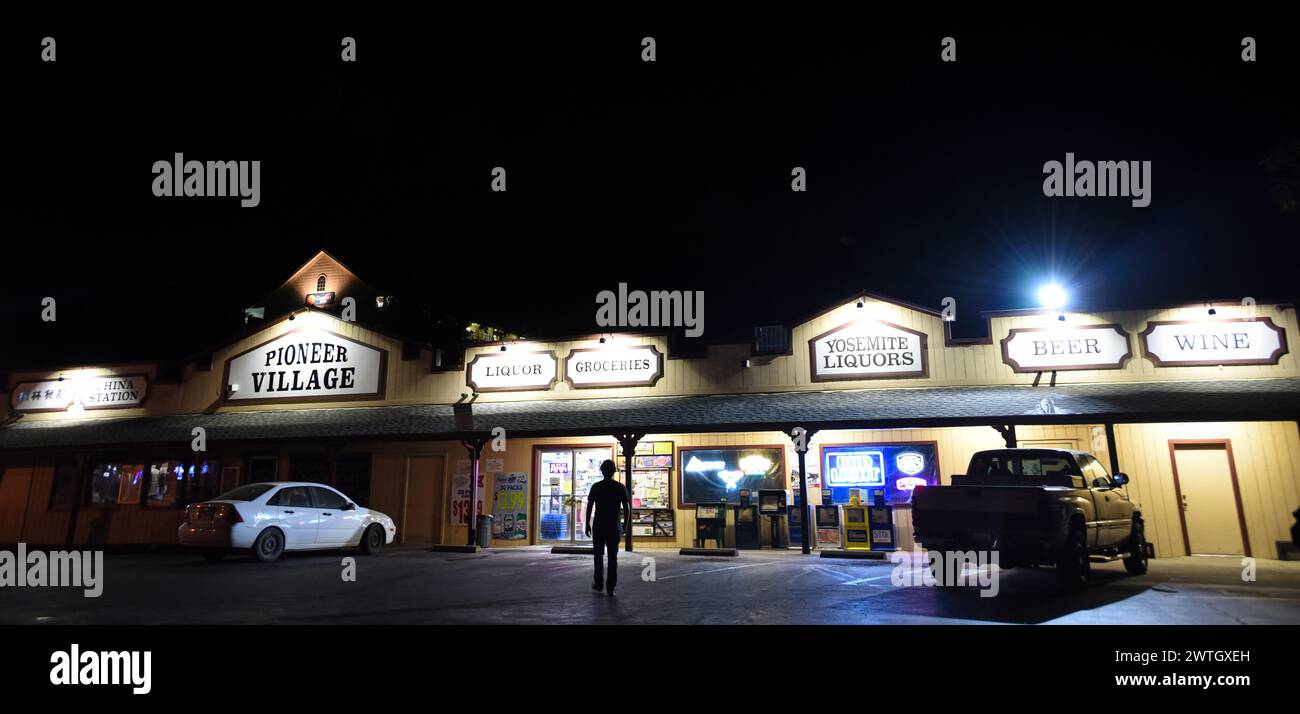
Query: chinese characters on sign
11 375 149 412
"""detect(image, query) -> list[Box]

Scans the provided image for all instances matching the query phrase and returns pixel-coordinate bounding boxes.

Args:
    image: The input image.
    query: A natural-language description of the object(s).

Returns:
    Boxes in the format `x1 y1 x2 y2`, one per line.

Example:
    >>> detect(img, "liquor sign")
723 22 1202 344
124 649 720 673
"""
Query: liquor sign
808 318 928 382
465 350 558 392
1140 317 1288 367
11 374 149 412
1000 324 1131 373
224 328 387 404
564 344 664 389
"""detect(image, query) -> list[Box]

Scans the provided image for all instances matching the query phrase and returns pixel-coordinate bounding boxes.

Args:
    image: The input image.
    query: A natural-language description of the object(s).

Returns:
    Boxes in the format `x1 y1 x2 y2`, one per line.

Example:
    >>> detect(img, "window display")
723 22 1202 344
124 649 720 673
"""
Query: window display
89 464 121 506
679 446 785 506
186 461 221 503
147 461 185 506
117 464 145 505
537 446 612 543
820 443 939 505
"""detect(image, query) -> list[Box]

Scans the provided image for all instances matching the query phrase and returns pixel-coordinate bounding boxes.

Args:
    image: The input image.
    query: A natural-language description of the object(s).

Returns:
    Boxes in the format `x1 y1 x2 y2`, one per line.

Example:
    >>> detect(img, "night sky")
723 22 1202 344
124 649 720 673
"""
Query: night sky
4 11 1298 370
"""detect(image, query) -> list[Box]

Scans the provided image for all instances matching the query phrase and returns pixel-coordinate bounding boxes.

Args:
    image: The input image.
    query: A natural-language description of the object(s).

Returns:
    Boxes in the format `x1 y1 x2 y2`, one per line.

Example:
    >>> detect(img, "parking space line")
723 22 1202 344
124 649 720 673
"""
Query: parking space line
658 560 784 580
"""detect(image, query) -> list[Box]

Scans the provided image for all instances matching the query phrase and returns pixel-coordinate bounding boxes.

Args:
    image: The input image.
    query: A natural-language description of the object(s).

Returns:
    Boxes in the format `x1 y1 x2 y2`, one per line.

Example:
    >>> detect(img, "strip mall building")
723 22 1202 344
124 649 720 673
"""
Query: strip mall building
2 251 1298 560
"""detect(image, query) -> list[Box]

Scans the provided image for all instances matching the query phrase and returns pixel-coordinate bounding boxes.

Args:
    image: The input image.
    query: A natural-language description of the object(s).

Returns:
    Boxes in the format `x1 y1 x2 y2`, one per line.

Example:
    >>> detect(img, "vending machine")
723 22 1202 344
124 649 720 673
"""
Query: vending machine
843 490 871 550
734 503 760 549
867 489 897 551
814 504 842 550
758 489 789 548
787 492 804 548
694 502 727 548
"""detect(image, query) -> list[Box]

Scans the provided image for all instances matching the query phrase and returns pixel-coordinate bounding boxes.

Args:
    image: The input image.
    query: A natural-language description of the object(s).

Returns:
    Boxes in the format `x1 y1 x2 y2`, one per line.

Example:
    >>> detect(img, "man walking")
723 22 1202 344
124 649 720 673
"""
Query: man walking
585 459 629 596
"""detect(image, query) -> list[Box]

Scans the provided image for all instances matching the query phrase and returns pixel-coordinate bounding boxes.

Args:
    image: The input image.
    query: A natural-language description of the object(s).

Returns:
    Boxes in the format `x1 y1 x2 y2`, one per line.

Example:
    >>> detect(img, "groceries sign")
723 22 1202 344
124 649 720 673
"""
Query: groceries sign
565 344 664 389
224 329 387 404
1141 317 1288 367
1001 324 1131 372
809 318 928 381
11 374 149 412
466 350 559 393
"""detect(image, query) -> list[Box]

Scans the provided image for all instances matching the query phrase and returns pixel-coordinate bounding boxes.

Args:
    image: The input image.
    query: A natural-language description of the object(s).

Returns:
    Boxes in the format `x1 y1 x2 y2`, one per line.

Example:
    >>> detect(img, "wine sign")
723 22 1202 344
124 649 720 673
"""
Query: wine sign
1141 317 1288 367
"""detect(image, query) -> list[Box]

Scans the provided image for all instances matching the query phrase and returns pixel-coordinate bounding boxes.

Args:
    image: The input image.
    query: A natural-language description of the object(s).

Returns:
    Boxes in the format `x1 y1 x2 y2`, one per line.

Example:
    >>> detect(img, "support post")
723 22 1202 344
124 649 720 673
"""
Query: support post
1104 422 1121 475
786 426 818 555
615 432 645 553
992 424 1017 448
461 437 486 547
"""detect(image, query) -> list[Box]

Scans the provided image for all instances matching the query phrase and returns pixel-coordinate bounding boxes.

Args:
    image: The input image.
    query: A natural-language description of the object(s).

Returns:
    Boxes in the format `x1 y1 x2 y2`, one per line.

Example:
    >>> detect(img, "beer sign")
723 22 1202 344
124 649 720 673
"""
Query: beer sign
1001 324 1132 372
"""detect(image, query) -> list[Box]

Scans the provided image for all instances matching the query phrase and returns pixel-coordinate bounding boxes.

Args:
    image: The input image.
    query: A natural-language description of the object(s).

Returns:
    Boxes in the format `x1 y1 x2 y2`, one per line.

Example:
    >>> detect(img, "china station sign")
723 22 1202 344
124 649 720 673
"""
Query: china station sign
1000 324 1132 372
1141 317 1288 367
10 374 149 412
809 318 929 381
466 350 558 393
224 329 387 404
565 344 664 389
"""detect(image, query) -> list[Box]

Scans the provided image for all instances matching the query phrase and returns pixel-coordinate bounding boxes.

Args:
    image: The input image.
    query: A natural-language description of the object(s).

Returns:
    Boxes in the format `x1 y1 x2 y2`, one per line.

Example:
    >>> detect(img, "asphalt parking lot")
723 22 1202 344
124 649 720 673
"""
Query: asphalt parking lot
3 546 1299 625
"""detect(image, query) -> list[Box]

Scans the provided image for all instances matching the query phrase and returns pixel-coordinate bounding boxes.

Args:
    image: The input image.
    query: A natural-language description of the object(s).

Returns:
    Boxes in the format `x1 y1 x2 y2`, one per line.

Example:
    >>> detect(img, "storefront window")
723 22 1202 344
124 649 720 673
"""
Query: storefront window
291 454 330 484
679 446 785 506
48 462 81 511
88 463 121 506
334 454 372 506
147 461 185 507
186 461 221 503
820 443 939 506
117 464 145 505
248 456 278 483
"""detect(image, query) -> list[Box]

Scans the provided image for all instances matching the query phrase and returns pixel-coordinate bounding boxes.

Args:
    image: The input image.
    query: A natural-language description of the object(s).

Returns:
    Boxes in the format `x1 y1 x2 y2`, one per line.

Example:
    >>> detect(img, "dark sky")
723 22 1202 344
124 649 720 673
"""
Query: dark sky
4 10 1298 369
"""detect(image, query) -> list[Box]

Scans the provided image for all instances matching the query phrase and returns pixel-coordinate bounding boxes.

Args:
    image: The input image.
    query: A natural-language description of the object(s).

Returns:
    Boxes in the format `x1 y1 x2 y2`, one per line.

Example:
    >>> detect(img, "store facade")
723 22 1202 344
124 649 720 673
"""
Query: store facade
2 252 1299 559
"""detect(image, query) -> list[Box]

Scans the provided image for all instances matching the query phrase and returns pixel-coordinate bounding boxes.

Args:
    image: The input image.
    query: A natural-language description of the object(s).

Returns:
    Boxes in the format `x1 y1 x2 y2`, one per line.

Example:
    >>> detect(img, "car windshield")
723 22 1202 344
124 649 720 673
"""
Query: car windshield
214 484 275 501
968 451 1081 479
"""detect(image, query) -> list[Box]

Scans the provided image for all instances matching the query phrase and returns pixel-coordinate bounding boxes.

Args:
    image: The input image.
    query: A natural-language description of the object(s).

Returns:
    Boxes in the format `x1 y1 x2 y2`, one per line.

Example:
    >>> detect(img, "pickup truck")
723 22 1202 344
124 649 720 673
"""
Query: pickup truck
912 448 1151 590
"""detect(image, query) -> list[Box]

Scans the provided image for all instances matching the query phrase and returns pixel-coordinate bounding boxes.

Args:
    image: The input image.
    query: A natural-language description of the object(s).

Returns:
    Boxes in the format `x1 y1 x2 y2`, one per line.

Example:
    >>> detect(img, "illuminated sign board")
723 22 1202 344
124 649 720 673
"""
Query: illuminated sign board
224 328 386 404
465 350 558 393
809 318 928 381
564 344 664 389
10 374 149 412
679 447 784 506
1000 324 1131 372
305 291 335 308
820 443 939 505
1140 317 1288 367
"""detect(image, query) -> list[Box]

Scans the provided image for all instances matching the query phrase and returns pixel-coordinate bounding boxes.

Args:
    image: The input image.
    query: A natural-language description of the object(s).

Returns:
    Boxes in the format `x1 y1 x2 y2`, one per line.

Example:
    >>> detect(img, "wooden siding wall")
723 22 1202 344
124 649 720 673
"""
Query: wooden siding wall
1113 421 1300 559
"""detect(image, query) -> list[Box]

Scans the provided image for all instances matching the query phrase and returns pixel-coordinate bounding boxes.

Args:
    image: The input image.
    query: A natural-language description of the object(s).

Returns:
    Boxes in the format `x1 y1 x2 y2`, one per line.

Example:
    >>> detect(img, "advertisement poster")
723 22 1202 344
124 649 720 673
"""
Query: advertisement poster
492 472 529 540
452 460 472 526
820 443 938 505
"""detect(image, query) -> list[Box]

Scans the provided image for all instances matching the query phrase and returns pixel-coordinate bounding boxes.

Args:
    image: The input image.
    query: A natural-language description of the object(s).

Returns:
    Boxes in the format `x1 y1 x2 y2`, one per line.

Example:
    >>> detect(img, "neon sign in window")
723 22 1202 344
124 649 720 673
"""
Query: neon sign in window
825 449 885 487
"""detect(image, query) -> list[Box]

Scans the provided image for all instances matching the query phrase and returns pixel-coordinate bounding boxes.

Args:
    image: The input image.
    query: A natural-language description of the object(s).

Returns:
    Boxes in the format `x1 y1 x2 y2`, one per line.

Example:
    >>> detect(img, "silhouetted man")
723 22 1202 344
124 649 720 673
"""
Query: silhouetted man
585 459 628 596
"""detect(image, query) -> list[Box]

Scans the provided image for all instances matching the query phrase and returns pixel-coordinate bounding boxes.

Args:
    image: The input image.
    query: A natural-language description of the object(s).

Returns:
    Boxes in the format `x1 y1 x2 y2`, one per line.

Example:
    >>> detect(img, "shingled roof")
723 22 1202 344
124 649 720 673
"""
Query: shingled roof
2 378 1298 451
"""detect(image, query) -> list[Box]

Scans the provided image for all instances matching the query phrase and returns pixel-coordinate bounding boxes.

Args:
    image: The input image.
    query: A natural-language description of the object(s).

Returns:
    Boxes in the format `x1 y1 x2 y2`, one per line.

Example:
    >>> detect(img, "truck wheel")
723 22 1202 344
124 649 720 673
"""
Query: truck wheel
1056 523 1090 592
1123 517 1149 575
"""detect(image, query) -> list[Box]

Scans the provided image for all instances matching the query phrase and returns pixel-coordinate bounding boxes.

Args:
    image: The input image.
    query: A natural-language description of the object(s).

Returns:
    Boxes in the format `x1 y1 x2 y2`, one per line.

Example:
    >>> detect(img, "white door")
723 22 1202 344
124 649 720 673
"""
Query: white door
274 486 320 547
312 486 363 547
1173 444 1245 556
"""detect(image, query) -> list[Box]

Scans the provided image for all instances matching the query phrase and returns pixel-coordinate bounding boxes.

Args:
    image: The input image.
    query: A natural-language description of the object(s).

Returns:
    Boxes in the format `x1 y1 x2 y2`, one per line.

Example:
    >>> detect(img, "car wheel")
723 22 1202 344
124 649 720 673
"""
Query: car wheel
253 528 285 563
1056 522 1090 592
1123 517 1149 575
360 524 385 555
202 550 227 562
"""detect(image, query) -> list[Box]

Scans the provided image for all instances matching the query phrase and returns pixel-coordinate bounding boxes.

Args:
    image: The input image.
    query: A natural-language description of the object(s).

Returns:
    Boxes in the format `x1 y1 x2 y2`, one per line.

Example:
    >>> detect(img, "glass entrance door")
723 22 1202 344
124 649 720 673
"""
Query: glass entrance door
537 446 613 544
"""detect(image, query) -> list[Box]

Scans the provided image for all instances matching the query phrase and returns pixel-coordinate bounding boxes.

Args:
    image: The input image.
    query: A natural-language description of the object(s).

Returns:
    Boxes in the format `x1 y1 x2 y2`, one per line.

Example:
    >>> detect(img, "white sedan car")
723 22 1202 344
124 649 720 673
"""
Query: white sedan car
178 482 397 562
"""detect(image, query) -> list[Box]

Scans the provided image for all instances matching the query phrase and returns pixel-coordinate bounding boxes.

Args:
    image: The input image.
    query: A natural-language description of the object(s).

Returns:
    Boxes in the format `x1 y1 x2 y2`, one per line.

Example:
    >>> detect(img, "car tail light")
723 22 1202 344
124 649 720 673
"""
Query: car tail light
219 504 243 524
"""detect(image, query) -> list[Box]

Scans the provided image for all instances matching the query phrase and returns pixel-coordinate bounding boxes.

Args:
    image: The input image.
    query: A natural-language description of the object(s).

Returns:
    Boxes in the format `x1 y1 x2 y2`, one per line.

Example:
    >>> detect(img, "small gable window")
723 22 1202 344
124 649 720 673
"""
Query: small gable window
316 274 327 291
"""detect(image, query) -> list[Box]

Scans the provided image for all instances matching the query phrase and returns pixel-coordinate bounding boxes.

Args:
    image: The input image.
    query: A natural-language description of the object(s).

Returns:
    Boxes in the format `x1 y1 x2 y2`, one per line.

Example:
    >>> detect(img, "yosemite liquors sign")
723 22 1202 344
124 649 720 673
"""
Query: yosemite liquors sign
1141 317 1288 367
11 374 149 412
466 350 559 392
565 344 664 389
224 329 387 404
1001 324 1131 372
809 319 928 381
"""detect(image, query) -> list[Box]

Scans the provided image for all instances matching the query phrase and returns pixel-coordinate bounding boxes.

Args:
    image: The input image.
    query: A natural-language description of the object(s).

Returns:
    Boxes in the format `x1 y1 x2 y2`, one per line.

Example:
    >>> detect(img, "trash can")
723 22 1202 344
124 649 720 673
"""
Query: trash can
476 514 494 548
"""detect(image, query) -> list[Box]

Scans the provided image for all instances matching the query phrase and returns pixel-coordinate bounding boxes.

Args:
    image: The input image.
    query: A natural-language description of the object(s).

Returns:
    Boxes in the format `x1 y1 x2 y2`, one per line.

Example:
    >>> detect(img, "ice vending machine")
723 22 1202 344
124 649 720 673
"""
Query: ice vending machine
787 492 804 548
